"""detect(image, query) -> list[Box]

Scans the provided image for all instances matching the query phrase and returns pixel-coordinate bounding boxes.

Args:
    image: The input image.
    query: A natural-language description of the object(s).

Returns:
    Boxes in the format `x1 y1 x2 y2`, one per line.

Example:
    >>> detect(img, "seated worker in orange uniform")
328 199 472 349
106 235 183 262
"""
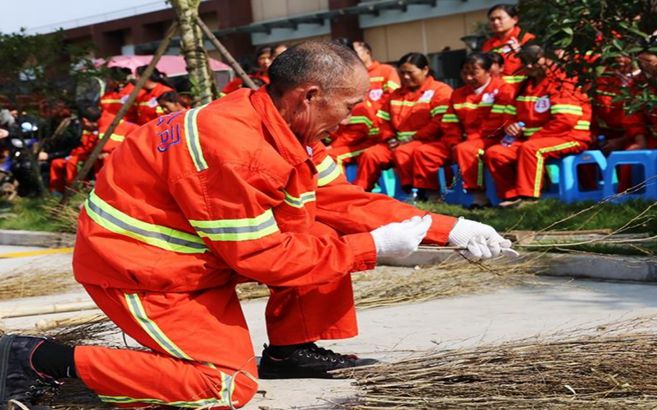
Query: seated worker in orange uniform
0 42 515 410
95 110 139 161
222 46 273 94
48 105 101 195
99 67 133 117
157 91 190 114
412 52 516 206
134 66 175 125
482 4 535 86
353 52 453 192
634 38 657 150
484 41 592 207
326 40 401 168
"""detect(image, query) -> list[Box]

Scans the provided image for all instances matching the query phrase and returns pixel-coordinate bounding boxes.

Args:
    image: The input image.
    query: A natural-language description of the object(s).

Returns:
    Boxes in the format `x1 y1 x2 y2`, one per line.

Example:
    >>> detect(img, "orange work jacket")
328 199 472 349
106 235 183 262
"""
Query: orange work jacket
376 76 453 143
441 76 517 144
498 70 592 143
135 83 174 125
97 111 140 154
73 87 456 293
482 26 535 77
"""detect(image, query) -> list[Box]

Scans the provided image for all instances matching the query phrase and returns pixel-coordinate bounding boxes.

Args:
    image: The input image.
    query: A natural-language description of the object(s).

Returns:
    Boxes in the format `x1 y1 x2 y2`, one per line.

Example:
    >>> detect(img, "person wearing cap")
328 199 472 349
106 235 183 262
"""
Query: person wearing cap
484 41 592 207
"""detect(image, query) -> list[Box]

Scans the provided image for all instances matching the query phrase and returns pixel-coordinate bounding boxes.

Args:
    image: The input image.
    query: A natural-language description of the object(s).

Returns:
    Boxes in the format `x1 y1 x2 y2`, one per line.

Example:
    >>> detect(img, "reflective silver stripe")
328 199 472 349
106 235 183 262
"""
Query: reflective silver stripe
184 107 208 172
85 191 207 254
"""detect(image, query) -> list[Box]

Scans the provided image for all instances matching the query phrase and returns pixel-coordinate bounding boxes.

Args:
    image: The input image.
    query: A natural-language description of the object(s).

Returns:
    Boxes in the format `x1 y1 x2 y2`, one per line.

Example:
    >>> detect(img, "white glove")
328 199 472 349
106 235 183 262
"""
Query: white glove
371 215 432 258
447 217 517 261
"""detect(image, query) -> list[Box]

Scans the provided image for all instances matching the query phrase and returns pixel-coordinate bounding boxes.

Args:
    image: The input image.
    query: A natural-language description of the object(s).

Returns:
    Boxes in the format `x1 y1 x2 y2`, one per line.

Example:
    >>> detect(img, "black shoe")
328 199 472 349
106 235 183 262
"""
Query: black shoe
258 343 378 379
0 335 59 409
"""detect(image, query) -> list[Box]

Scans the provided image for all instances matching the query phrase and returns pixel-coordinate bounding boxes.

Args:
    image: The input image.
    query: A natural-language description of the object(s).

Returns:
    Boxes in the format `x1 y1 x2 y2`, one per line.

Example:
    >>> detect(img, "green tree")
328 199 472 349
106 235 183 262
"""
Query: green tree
0 29 98 112
520 0 657 111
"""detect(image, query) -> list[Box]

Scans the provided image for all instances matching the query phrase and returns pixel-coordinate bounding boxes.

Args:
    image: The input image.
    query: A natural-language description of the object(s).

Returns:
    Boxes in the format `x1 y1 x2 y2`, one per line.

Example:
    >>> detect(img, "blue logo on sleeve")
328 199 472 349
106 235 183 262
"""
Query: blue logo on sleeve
156 112 183 152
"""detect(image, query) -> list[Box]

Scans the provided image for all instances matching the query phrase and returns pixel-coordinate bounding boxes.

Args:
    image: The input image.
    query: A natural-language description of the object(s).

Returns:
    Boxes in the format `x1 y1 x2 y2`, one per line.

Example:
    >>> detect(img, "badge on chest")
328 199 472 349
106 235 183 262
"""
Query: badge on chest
534 96 551 113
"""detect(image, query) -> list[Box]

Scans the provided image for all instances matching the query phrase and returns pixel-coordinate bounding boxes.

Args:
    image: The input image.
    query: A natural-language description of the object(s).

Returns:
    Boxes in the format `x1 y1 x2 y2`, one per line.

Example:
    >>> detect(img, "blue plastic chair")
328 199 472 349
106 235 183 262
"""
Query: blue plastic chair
545 150 607 203
603 150 657 202
438 164 472 206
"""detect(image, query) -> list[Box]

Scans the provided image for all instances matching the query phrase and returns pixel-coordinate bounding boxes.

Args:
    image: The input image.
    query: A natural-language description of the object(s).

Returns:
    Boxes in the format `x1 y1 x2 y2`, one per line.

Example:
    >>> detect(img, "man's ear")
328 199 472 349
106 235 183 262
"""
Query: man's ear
304 85 321 103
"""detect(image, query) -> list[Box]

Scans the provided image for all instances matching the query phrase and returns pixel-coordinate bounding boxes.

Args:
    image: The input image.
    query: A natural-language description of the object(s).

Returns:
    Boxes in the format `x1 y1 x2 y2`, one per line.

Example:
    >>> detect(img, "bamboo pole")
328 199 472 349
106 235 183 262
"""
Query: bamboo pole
195 16 258 90
0 301 99 319
61 22 179 204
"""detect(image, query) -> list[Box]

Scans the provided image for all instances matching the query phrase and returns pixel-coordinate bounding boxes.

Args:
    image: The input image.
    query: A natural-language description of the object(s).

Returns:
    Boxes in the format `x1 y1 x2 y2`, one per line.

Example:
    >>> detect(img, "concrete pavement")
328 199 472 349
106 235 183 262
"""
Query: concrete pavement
1 246 657 409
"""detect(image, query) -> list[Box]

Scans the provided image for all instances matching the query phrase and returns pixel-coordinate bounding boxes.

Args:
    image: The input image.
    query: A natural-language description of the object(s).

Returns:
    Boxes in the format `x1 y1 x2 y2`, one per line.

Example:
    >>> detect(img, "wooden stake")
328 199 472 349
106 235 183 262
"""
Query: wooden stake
195 16 258 90
61 22 179 204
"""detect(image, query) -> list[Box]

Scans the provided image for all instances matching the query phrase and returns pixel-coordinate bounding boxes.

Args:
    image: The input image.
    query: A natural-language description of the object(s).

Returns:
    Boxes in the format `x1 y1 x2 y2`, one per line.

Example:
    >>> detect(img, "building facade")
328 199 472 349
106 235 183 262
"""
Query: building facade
61 0 514 84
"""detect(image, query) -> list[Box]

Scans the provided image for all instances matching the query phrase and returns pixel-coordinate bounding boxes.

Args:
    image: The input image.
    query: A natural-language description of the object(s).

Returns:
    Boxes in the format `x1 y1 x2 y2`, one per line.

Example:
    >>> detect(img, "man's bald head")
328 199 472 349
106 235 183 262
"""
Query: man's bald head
266 41 370 145
268 40 366 96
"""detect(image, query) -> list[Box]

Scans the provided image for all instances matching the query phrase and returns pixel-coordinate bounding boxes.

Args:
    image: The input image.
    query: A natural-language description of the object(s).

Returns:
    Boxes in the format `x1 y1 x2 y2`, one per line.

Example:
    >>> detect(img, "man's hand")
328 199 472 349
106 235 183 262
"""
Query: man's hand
504 122 524 138
448 217 516 260
37 152 48 161
371 215 432 258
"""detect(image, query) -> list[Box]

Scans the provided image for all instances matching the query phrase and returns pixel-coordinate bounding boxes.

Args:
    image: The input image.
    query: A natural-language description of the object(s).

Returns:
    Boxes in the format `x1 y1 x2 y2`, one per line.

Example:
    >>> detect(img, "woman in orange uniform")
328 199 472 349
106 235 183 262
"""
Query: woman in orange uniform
412 53 516 206
482 4 534 85
134 66 174 125
353 52 452 192
484 42 592 207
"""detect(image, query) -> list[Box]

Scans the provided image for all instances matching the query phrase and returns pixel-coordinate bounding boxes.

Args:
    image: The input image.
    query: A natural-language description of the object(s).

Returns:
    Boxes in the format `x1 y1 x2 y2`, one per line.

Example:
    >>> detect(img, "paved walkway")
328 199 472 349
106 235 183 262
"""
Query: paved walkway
1 246 657 409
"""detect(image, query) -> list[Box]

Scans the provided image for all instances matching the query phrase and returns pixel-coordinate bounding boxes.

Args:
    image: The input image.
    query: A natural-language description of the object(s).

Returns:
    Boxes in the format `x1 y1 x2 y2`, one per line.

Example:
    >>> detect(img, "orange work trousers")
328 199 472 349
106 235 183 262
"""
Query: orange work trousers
485 136 587 199
49 156 81 194
453 138 500 191
74 223 357 409
353 141 422 191
411 140 454 190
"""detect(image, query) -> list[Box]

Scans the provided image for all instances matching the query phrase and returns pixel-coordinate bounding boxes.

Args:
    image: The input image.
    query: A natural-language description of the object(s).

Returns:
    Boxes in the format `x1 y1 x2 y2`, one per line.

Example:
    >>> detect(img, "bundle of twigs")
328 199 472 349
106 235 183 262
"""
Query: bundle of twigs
340 318 657 409
0 270 78 300
235 255 542 308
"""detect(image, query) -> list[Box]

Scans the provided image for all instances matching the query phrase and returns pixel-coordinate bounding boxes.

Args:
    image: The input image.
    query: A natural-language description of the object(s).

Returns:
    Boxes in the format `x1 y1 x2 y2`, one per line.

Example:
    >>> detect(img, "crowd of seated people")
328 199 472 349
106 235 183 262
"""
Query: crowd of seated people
314 3 657 208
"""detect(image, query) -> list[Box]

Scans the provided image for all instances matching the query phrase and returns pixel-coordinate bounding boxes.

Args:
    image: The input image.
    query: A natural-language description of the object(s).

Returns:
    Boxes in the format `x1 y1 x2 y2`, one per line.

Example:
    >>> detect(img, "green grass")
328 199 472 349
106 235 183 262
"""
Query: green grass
0 194 85 233
418 198 657 256
418 198 657 235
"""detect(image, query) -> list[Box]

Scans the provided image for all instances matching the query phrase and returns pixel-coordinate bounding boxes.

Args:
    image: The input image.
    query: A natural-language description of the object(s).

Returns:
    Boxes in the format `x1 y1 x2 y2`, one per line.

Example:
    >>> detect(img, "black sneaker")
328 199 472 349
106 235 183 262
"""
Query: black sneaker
258 343 378 379
0 335 59 409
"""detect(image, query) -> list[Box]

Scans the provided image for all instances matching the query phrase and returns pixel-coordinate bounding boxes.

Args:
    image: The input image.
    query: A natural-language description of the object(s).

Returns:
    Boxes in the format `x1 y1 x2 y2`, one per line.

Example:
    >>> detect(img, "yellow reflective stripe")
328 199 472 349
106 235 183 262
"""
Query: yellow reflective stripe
98 392 230 408
396 131 416 142
348 115 374 128
124 293 193 360
503 75 527 84
283 190 316 208
384 80 400 91
100 99 122 104
476 149 485 187
441 113 460 123
184 107 208 172
376 110 391 121
505 105 517 115
431 105 448 117
550 104 583 115
103 133 125 142
534 142 580 197
523 127 542 136
190 209 279 242
516 95 540 102
335 149 366 168
316 156 341 186
368 127 380 135
574 120 591 130
454 102 479 110
391 100 419 107
370 76 384 82
491 104 507 114
84 190 207 254
478 101 493 107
